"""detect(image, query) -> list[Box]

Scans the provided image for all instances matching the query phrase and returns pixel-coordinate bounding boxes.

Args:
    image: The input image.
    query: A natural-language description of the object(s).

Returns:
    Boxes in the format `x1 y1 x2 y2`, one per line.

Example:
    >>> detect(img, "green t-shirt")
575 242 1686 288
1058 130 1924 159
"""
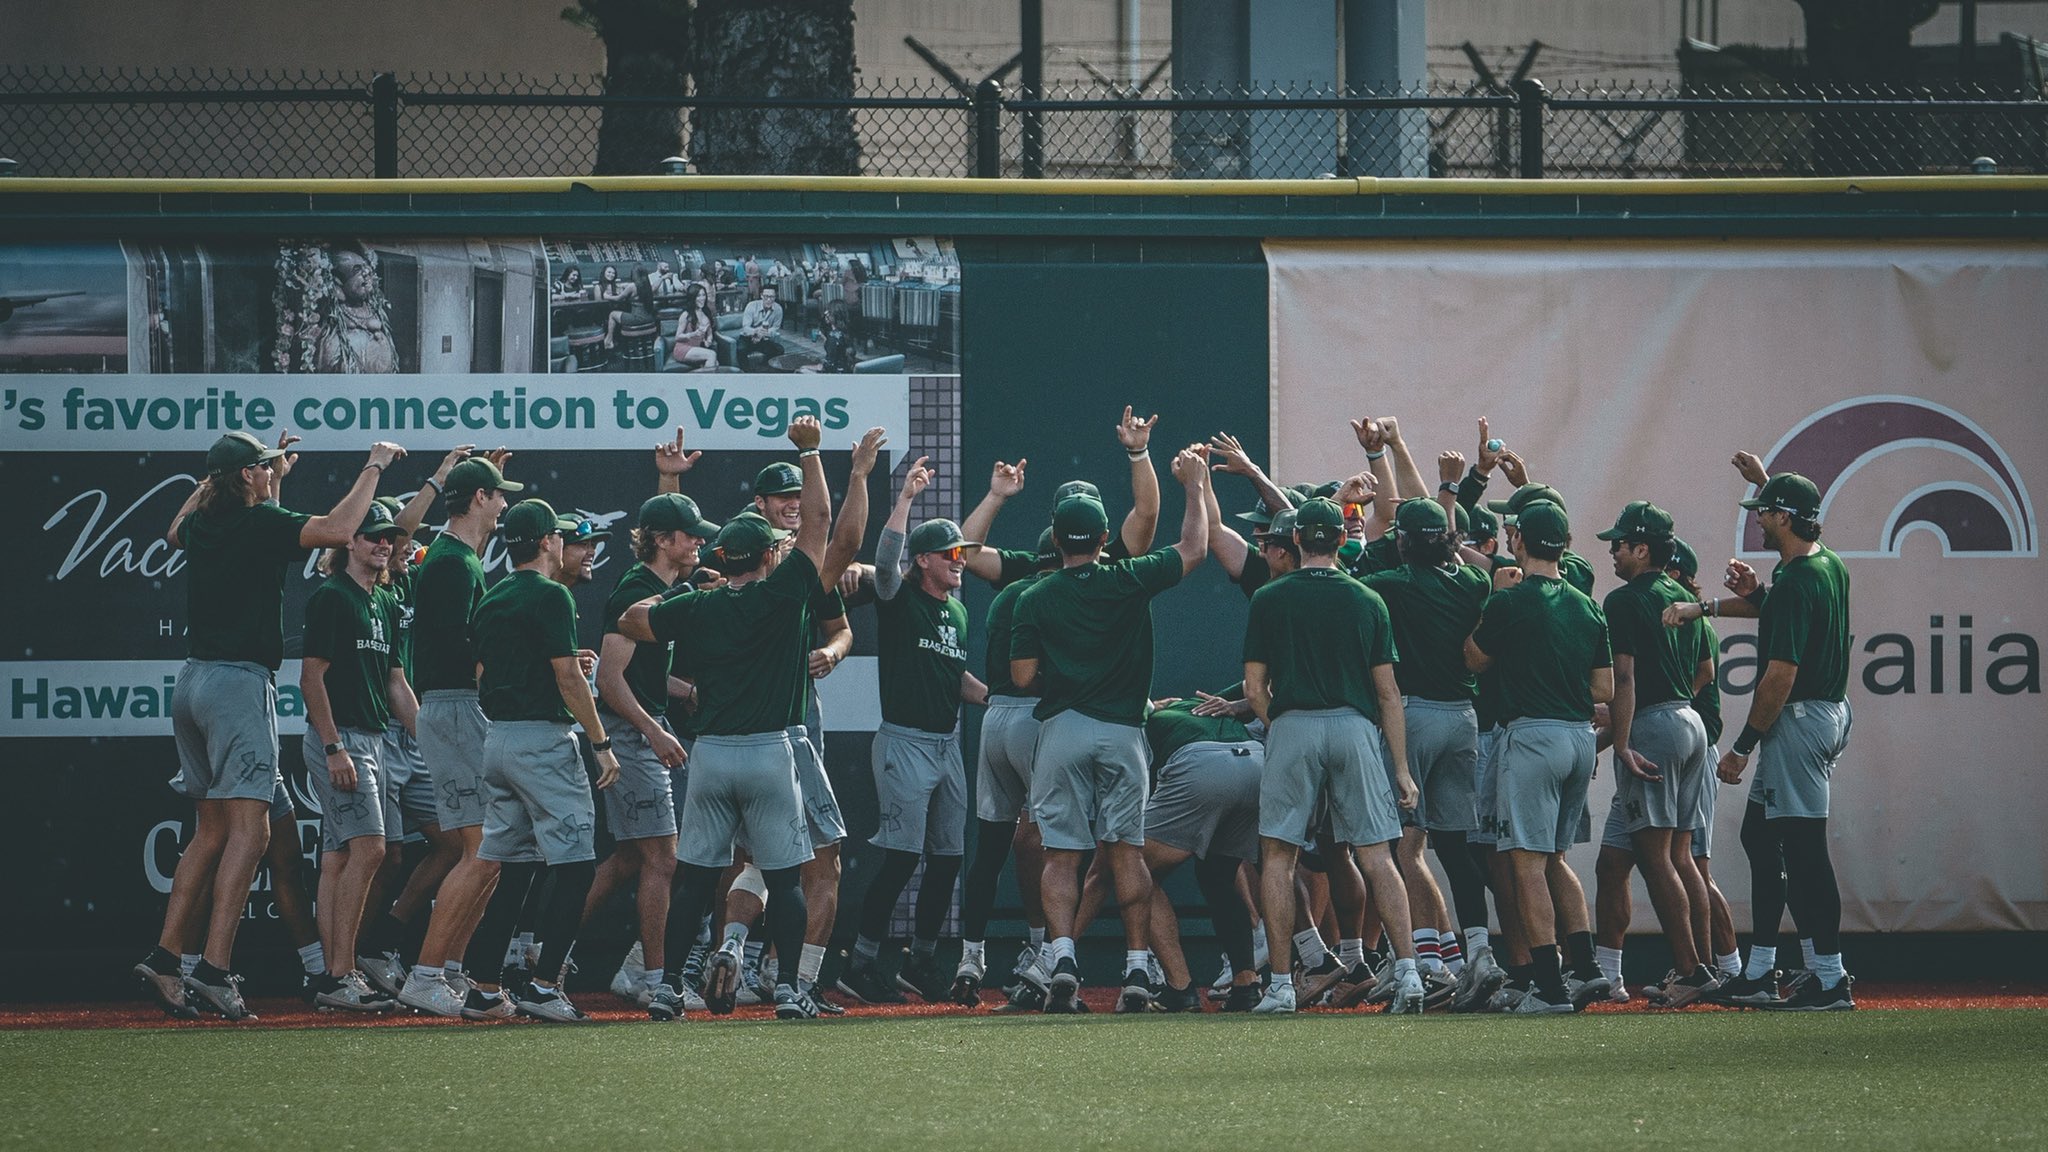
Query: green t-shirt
177 501 311 669
1235 547 1272 600
1361 562 1491 703
1469 575 1611 723
601 562 675 717
301 572 397 731
1144 697 1255 769
1011 548 1182 726
1604 571 1712 711
1694 616 1724 745
649 548 821 736
386 566 416 683
473 569 580 723
876 580 970 733
1243 567 1397 723
1758 545 1851 703
1342 535 1401 580
411 533 488 692
983 571 1045 696
1559 550 1596 597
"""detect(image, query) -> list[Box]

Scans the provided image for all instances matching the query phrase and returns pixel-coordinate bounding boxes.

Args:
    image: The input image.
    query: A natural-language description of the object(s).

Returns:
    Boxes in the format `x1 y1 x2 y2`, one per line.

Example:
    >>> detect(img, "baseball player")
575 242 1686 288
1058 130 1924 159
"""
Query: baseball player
840 460 990 1003
1464 500 1612 1014
1590 501 1716 1006
626 418 882 1020
1009 446 1209 1014
134 432 402 1021
1671 458 1855 1011
1664 538 1743 983
1243 497 1423 1015
397 454 524 1016
299 500 416 1011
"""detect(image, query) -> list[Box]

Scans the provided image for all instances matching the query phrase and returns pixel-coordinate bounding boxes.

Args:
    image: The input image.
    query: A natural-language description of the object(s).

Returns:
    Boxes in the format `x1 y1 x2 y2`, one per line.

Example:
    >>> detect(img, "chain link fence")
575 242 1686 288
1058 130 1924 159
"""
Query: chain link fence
3 67 2044 180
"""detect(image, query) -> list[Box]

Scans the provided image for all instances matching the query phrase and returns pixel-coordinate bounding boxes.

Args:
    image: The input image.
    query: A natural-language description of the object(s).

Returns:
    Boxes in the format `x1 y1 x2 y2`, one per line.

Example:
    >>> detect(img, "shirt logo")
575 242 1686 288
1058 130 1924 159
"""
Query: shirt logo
937 622 959 650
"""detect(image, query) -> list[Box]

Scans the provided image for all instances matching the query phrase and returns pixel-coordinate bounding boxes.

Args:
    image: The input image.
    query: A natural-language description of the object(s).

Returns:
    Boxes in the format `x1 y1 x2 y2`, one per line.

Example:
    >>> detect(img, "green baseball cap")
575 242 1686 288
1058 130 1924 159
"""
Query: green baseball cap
1668 537 1700 580
1258 508 1300 540
1293 497 1345 545
446 457 524 500
555 514 609 542
1236 501 1278 528
1453 502 1472 534
1466 504 1499 542
754 462 804 496
1739 473 1823 519
727 509 791 540
501 498 559 545
712 515 781 566
357 500 405 538
1395 497 1449 534
1034 527 1059 563
1053 480 1101 504
1311 481 1343 501
1052 495 1110 547
908 518 981 555
1487 482 1567 518
638 493 719 539
1514 500 1570 550
1596 500 1675 543
205 431 285 475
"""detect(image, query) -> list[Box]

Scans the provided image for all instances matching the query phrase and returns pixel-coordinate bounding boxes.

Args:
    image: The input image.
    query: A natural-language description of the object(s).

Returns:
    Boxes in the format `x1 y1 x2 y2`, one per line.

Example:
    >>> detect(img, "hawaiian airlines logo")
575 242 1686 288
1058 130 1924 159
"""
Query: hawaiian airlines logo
1741 396 2036 559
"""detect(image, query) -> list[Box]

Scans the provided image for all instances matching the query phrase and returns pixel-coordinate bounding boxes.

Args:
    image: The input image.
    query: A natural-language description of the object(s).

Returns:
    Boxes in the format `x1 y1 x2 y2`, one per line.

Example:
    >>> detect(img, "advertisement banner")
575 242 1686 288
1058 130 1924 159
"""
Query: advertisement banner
1268 238 2045 933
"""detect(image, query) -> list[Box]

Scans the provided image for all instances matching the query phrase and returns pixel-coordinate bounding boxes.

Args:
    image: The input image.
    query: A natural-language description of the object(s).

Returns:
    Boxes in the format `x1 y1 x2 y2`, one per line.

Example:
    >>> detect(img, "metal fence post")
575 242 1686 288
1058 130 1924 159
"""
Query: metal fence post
372 72 399 178
1514 78 1545 178
974 79 1003 178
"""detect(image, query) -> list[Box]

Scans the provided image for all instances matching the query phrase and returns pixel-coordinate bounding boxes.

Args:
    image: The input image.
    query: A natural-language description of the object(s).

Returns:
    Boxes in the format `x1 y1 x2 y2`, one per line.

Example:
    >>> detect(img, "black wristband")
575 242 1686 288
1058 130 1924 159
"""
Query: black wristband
1732 724 1765 756
1466 466 1488 486
1744 586 1766 609
1438 481 1458 495
589 737 612 753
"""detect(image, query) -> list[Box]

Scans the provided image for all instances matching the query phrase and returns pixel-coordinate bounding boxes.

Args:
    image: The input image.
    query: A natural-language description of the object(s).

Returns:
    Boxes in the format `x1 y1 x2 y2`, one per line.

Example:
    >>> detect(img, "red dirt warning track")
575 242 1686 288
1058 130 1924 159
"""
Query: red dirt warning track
5 983 2044 1030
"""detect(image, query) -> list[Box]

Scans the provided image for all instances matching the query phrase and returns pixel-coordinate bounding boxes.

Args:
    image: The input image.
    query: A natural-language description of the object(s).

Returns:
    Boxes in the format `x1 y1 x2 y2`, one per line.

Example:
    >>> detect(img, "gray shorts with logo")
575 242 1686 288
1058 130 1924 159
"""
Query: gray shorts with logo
1692 747 1719 858
1494 718 1596 854
789 724 844 849
1611 700 1710 837
597 709 679 841
477 720 598 866
871 722 968 857
1751 698 1851 820
1030 710 1149 851
1262 708 1401 849
975 697 1040 822
1145 741 1263 861
1470 726 1503 845
1404 697 1480 833
677 731 812 872
418 690 490 832
170 660 281 804
379 721 439 840
302 726 387 852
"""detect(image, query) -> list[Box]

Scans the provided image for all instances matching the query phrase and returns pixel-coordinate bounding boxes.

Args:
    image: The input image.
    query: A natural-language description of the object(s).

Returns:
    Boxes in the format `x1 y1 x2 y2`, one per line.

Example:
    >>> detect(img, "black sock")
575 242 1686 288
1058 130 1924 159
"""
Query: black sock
1530 944 1568 1000
192 959 231 983
143 946 180 976
662 863 724 987
465 862 541 985
763 865 807 987
961 819 1017 942
1194 854 1255 975
913 854 964 945
1566 930 1599 980
1740 801 1787 949
1430 831 1492 932
857 849 922 947
1778 817 1843 955
533 859 597 986
1506 961 1533 989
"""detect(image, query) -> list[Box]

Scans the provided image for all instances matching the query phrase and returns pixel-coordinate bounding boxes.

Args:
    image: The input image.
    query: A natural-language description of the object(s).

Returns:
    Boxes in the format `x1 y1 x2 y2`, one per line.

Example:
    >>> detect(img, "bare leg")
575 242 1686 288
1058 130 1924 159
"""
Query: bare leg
636 838 679 971
1326 848 1367 943
1487 848 1529 965
1102 841 1152 951
268 814 318 951
1258 838 1302 975
1546 853 1592 939
1139 842 1192 984
1396 826 1451 935
1039 847 1084 941
389 825 460 924
203 799 273 969
415 825 488 968
160 804 226 953
1671 832 1711 971
1509 849 1556 950
1633 826 1697 972
1072 852 1111 939
802 842 840 949
324 836 387 975
580 848 639 932
1352 842 1416 959
1699 856 1738 958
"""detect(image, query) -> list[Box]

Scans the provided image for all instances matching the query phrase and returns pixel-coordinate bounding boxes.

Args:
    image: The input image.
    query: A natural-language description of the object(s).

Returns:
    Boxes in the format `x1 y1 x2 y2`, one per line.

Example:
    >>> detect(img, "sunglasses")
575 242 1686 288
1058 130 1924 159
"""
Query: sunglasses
559 519 598 539
1344 503 1367 519
931 545 966 562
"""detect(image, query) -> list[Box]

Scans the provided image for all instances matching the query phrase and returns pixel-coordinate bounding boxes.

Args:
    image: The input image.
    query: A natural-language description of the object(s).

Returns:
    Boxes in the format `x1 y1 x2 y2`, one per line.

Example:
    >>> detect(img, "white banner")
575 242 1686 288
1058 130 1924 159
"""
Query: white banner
0 373 910 453
1268 238 2047 933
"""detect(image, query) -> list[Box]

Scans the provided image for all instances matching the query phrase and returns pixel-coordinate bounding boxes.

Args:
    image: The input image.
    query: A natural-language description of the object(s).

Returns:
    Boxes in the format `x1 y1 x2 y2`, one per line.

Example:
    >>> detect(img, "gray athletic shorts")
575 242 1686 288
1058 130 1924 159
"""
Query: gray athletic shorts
1404 697 1479 833
871 722 968 857
1145 741 1263 861
789 724 844 848
418 690 490 831
1471 725 1503 846
270 775 295 823
1262 708 1401 849
677 731 812 872
1494 718 1596 854
975 697 1040 822
302 726 387 853
1693 746 1720 858
1751 699 1851 820
170 660 281 804
379 721 439 840
1614 701 1710 836
478 720 597 866
597 709 678 841
1030 710 1149 851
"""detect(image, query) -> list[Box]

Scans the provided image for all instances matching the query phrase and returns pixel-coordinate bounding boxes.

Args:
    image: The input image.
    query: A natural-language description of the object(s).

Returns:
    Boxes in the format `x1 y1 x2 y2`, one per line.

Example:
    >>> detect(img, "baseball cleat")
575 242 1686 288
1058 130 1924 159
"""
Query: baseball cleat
1452 947 1508 1013
183 970 253 1021
1654 966 1719 1009
1207 958 1234 1001
646 982 684 1021
774 984 821 1020
895 948 949 1003
1363 955 1402 1005
397 969 465 1017
951 952 986 1006
1116 968 1157 1014
1296 955 1346 1007
1219 983 1264 1013
837 961 907 1006
1387 970 1426 1015
611 941 647 1003
515 983 586 1022
318 971 398 1013
1422 968 1459 1011
1704 969 1783 1007
133 961 198 1019
1044 956 1081 1013
1251 982 1297 1014
1155 982 1203 1013
734 956 769 1007
359 951 407 1000
1763 973 1854 1012
1511 987 1576 1014
703 943 741 1015
1566 973 1613 1011
459 985 516 1021
1011 949 1052 997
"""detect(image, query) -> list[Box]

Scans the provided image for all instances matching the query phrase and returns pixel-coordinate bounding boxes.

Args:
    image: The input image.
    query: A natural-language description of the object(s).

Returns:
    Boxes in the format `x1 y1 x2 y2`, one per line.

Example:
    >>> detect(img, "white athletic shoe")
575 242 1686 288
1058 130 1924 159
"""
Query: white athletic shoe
1363 955 1402 1005
611 941 648 1003
1251 982 1297 1015
317 971 397 1013
1512 987 1576 1014
358 952 407 999
397 970 465 1018
1013 953 1053 996
735 957 769 1006
1386 970 1426 1015
516 982 587 1022
1610 977 1635 1004
1452 946 1508 1013
1206 958 1234 1000
444 969 472 1002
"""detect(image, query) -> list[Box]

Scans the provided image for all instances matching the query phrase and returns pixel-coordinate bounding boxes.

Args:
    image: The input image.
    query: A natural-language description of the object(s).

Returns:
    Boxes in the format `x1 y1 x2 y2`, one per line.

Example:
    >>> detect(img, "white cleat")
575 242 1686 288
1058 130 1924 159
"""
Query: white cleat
1251 982 1297 1015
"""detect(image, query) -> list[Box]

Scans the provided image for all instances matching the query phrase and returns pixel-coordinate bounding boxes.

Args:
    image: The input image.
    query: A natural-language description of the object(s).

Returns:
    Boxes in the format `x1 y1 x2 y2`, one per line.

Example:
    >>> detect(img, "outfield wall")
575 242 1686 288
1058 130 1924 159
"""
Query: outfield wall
2 177 2043 993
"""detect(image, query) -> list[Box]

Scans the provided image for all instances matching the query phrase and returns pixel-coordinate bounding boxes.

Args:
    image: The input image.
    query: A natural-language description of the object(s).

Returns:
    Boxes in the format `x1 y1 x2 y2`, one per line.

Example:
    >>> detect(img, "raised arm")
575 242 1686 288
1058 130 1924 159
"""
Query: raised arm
1207 431 1293 515
1168 445 1211 575
301 441 405 549
400 445 473 535
820 426 887 589
1379 417 1429 507
654 426 701 496
961 457 1024 582
876 455 932 602
1118 406 1161 555
1202 455 1249 580
619 596 661 643
1351 417 1398 534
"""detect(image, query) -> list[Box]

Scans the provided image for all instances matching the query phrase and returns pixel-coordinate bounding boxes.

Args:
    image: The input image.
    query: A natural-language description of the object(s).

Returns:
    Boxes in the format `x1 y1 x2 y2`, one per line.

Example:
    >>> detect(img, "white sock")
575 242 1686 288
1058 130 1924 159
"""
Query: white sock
1412 930 1445 974
762 955 778 984
799 943 827 985
1050 936 1076 965
1800 937 1817 971
443 960 463 975
1293 928 1329 967
1595 945 1624 984
1745 945 1778 981
742 938 764 966
962 940 985 967
644 968 665 990
180 953 202 977
1715 950 1742 977
1438 930 1466 975
1270 971 1294 990
298 941 325 976
1394 956 1418 979
1464 926 1491 956
1812 953 1846 990
1338 938 1366 967
1251 922 1269 961
1125 949 1149 976
1028 926 1046 949
411 963 439 981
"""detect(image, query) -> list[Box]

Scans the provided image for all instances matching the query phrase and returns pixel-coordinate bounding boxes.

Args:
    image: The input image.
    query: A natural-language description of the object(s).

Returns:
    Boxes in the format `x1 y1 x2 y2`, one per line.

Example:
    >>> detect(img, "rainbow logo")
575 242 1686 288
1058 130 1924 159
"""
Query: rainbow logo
1742 396 2036 558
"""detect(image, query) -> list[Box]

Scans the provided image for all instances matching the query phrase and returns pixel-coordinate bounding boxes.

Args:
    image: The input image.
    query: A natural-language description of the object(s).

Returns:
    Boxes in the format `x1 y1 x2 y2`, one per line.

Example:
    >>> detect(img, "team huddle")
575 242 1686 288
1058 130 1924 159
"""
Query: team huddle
133 404 1857 1023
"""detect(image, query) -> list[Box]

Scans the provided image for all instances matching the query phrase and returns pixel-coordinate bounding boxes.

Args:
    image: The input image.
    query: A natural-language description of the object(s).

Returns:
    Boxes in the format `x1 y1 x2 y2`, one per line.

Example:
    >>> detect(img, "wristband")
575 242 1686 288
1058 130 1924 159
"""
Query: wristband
1732 724 1765 756
589 737 613 753
1467 466 1489 485
1438 481 1458 495
797 448 820 459
362 462 385 473
323 741 346 757
1364 449 1386 461
1126 449 1149 461
1708 597 1718 618
422 476 442 493
1744 586 1766 609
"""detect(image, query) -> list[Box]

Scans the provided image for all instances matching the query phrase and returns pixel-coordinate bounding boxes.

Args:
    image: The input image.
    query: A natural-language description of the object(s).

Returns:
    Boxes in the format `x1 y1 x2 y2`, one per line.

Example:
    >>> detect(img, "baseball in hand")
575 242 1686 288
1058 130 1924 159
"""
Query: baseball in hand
1485 439 1505 454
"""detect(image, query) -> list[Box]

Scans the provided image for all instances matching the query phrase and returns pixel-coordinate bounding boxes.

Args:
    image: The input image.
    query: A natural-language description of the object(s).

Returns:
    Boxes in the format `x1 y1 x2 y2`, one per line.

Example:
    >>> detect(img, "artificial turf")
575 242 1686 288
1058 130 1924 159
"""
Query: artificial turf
5 1010 2045 1150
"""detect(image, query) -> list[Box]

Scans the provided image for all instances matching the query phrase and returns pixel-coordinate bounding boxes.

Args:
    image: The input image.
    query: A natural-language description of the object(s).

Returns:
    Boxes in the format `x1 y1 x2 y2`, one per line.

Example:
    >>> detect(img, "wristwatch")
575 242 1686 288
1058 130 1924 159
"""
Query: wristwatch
323 741 346 757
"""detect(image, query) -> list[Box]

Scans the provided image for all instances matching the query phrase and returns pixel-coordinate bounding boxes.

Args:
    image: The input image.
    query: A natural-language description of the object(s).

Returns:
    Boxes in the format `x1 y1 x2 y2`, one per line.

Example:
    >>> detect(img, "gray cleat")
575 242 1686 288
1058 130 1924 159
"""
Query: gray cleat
182 970 253 1020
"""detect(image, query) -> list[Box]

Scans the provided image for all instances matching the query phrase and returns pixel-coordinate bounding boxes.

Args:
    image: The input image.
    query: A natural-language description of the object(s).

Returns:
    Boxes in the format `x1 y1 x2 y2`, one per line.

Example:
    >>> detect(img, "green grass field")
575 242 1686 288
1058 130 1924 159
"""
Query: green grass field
6 1010 2046 1150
